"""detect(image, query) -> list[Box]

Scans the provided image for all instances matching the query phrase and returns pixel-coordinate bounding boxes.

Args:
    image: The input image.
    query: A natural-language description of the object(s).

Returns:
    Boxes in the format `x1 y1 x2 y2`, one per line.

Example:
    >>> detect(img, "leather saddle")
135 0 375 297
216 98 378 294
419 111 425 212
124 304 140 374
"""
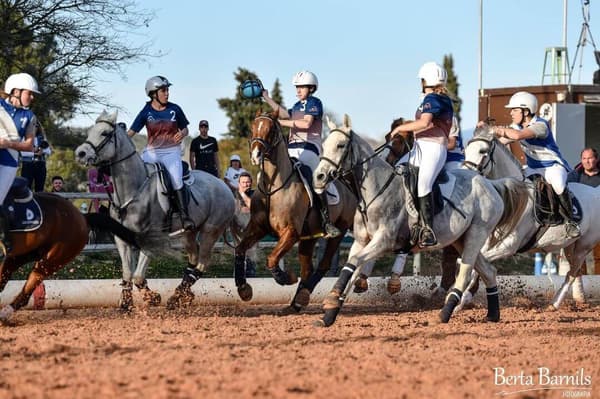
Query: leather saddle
528 174 582 226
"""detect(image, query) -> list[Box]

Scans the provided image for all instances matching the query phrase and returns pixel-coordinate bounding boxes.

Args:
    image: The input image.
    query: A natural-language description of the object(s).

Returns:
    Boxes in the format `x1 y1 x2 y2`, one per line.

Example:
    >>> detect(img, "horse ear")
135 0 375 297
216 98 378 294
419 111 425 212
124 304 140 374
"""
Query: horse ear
271 108 279 120
96 110 109 123
343 114 352 130
325 115 337 131
96 110 118 125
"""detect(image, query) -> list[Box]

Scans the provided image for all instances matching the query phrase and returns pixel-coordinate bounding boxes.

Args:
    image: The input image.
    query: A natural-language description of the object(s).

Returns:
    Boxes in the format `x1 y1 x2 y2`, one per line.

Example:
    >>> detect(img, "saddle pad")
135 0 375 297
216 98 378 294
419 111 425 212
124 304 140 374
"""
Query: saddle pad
294 161 340 206
6 198 42 232
571 195 583 223
438 171 457 206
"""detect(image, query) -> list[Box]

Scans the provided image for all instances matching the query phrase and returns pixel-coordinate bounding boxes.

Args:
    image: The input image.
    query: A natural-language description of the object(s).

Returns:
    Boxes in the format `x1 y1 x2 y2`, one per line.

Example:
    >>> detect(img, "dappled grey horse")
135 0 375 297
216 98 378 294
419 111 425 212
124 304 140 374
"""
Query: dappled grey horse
75 111 235 310
312 116 529 326
464 125 600 309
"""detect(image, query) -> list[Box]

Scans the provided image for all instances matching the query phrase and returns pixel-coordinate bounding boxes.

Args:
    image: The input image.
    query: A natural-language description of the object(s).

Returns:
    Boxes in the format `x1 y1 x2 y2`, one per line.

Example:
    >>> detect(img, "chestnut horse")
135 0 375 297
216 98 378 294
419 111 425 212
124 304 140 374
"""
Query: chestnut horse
233 111 357 312
0 185 137 323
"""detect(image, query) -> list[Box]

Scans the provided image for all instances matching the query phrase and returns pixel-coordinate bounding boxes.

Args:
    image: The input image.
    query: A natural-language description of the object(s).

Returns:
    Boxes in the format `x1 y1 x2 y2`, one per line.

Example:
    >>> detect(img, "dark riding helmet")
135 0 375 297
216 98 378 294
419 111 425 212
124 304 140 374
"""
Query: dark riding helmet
145 76 172 97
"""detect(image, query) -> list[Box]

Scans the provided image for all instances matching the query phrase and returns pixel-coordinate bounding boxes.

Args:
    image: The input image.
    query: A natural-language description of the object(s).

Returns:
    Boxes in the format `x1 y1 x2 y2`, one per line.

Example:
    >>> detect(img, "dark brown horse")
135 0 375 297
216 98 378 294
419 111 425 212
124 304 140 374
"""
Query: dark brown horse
0 185 137 323
233 111 357 312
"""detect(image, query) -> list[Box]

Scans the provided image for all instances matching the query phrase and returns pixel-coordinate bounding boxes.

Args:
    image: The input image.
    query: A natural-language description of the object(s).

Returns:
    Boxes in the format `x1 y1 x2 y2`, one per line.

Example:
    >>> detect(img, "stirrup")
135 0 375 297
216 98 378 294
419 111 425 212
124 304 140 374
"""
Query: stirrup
323 223 341 239
565 222 581 239
418 227 437 248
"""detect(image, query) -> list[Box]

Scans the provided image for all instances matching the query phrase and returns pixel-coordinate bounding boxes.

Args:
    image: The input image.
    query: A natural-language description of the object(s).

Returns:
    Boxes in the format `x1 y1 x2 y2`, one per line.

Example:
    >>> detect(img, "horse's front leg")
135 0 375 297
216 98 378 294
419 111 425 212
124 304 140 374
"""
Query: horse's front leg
267 227 300 286
285 238 319 312
319 229 391 327
131 251 161 306
0 257 26 323
233 222 268 301
114 236 139 311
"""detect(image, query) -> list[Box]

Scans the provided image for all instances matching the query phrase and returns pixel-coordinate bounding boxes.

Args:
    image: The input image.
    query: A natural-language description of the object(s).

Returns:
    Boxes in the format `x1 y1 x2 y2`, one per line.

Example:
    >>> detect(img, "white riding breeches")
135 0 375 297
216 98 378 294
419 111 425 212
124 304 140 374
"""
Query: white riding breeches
142 146 184 190
0 165 17 205
398 140 447 197
288 147 320 173
525 163 568 195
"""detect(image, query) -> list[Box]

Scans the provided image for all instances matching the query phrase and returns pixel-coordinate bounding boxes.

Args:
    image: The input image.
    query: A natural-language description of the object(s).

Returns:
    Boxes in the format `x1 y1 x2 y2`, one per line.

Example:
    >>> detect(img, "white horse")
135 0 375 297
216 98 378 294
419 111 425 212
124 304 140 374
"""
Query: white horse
463 125 600 308
313 116 529 326
75 111 236 310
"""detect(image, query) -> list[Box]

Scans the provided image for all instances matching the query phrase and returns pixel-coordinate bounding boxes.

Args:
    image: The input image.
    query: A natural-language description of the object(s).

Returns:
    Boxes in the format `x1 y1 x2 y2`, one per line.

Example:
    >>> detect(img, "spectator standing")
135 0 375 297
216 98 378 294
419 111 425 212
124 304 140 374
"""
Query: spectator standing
567 147 600 274
50 175 65 192
224 154 247 191
20 122 51 192
88 167 114 212
190 120 219 177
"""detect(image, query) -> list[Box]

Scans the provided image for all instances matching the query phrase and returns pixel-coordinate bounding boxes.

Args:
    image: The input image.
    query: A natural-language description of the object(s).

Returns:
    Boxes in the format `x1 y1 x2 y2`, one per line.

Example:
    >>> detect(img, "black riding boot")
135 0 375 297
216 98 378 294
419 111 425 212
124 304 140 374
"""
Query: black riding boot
175 188 195 231
0 208 12 260
557 191 580 238
418 193 437 247
318 192 341 238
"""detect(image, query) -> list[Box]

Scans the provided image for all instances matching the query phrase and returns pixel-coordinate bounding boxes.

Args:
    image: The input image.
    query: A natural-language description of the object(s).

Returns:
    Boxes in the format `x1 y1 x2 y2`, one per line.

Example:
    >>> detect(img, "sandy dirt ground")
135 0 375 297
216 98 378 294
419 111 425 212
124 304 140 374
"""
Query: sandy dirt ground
1 299 599 399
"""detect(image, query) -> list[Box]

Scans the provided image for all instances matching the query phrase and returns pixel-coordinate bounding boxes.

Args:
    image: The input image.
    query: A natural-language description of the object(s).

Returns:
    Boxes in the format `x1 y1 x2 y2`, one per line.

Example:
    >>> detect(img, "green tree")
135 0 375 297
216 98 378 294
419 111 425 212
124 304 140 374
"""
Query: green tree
443 54 461 125
217 67 284 138
0 0 157 142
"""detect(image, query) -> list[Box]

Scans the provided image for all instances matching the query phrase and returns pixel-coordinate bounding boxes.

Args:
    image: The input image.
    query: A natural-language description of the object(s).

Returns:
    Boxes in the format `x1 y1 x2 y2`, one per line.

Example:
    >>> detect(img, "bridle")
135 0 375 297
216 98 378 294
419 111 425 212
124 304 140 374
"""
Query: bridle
463 136 496 174
84 120 137 169
250 114 294 196
319 128 395 217
83 120 147 214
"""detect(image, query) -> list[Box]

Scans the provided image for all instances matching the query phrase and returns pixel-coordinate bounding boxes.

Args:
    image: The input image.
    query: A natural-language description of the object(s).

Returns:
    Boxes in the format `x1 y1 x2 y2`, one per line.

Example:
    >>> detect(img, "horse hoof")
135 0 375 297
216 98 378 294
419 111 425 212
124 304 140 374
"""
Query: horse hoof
294 288 311 307
142 290 162 306
353 276 368 294
545 304 558 312
238 283 253 302
278 305 301 316
119 291 134 312
166 288 195 310
313 319 326 327
387 273 402 295
322 307 340 327
486 314 500 323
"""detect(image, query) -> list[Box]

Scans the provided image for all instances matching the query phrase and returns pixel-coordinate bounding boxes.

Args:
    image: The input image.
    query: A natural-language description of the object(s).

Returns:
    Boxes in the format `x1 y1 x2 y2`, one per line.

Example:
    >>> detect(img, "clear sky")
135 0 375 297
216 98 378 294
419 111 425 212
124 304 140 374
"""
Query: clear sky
70 0 600 141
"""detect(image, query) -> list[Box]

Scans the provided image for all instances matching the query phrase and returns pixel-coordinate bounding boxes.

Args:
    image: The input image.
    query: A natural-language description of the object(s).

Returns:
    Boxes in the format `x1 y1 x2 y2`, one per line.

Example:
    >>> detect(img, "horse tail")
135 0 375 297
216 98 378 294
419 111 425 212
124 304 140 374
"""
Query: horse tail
488 178 530 248
85 213 140 249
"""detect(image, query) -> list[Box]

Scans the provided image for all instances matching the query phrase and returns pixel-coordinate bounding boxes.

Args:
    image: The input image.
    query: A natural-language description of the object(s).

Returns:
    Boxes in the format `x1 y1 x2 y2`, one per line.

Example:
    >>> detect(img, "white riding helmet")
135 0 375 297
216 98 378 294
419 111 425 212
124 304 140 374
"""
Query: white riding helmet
418 62 447 87
505 91 538 115
292 70 318 90
4 73 41 94
230 154 241 162
145 75 171 97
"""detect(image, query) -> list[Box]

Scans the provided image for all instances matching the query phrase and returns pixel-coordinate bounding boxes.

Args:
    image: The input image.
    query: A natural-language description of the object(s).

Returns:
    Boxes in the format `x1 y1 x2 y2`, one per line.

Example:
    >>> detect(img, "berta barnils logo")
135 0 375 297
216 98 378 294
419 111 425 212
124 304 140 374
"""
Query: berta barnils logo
493 367 592 396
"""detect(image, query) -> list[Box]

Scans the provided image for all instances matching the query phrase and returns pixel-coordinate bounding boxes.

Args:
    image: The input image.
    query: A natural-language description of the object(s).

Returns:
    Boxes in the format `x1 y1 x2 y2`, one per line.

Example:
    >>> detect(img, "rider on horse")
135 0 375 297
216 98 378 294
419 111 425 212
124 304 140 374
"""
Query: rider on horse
389 62 454 247
0 73 39 260
127 75 195 232
490 91 580 239
262 70 341 238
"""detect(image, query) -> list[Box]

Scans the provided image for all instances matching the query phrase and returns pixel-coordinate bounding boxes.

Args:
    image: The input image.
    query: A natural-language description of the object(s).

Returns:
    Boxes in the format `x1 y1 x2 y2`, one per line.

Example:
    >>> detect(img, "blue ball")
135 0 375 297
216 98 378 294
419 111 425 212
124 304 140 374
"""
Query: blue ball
240 80 263 99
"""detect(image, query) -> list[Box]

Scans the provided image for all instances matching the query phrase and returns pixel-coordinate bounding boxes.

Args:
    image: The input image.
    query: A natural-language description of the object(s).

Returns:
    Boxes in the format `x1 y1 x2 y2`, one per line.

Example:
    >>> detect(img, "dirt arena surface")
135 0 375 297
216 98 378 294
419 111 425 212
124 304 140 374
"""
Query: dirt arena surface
1 301 599 399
